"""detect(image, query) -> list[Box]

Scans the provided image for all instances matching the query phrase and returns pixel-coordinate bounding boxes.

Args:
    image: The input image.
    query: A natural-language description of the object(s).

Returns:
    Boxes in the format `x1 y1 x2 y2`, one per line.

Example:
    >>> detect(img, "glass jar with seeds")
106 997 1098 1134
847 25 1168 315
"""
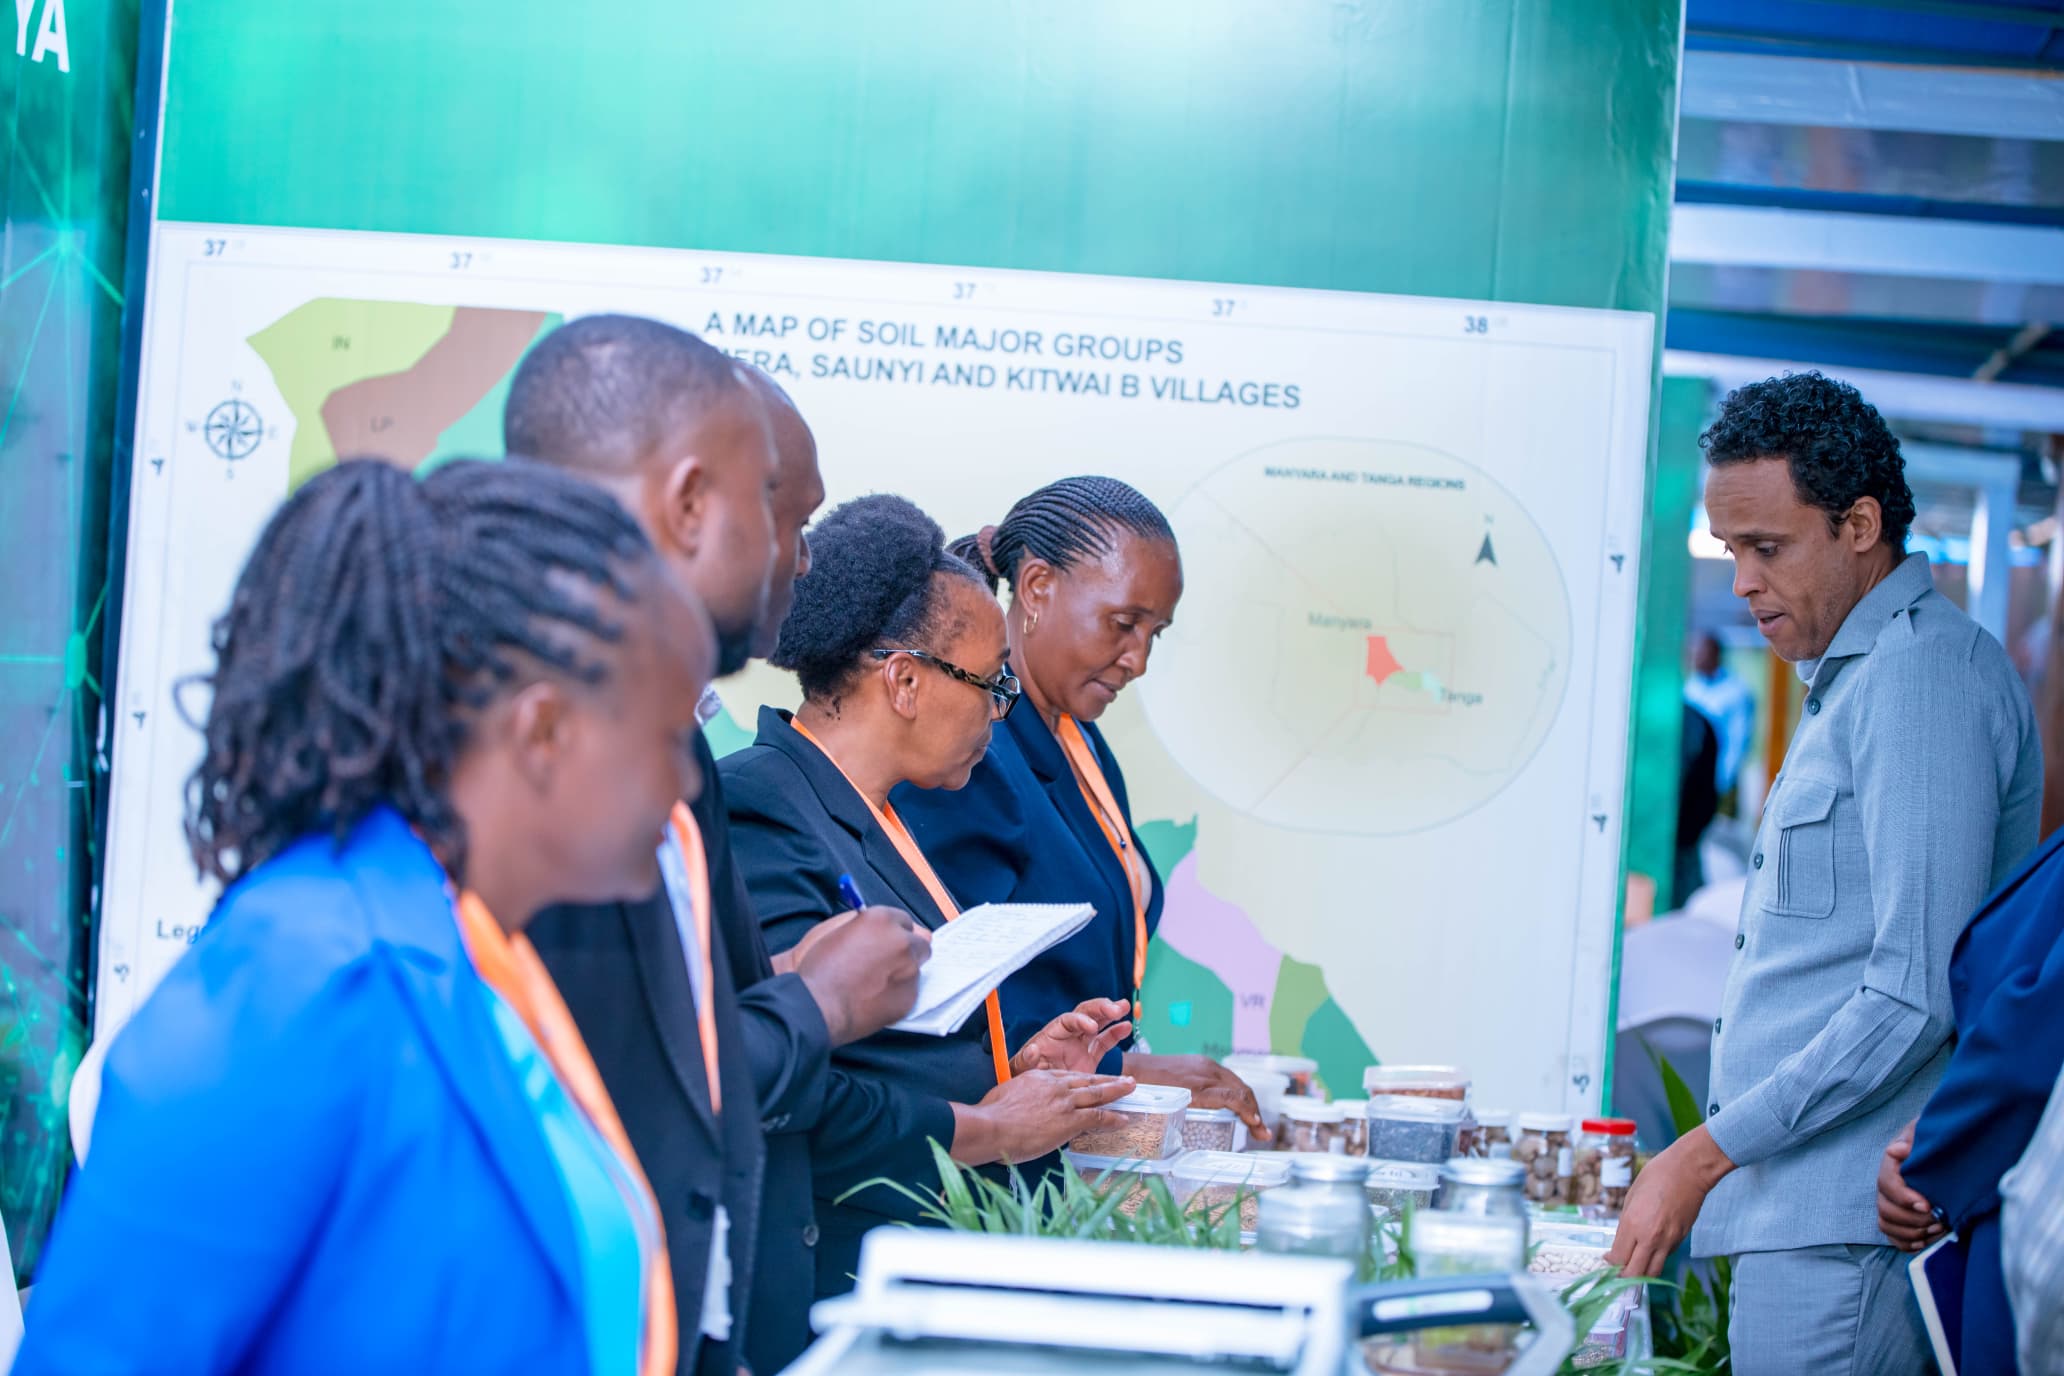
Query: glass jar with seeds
1513 1111 1575 1204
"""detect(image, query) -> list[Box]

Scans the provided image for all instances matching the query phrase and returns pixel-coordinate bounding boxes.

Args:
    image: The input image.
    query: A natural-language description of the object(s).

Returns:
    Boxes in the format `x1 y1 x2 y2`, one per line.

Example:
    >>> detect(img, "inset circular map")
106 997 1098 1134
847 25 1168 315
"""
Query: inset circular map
1140 437 1572 836
203 399 263 460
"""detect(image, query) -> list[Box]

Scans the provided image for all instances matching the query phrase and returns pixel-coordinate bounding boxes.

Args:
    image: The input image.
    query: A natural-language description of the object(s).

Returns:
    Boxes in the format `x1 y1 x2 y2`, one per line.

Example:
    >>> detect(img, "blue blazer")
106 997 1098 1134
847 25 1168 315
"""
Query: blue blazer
18 808 598 1376
892 705 1163 1073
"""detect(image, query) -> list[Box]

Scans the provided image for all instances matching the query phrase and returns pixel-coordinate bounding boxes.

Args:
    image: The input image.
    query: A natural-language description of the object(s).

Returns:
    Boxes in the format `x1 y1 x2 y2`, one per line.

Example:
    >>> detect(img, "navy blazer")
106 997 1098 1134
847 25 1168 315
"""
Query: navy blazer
1901 824 2064 1376
1906 824 2064 1223
17 809 596 1375
893 704 1164 1071
531 729 832 1375
721 707 1051 1297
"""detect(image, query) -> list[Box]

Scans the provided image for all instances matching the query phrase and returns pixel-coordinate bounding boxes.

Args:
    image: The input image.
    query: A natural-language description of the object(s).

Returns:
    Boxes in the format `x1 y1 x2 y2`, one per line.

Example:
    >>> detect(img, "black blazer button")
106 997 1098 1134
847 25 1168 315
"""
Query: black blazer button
685 1191 716 1221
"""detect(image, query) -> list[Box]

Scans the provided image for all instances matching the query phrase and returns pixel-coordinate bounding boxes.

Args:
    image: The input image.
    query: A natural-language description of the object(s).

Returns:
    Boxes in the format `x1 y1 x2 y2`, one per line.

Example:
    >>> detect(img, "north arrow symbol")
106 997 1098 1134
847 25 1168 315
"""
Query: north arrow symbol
1476 534 1498 566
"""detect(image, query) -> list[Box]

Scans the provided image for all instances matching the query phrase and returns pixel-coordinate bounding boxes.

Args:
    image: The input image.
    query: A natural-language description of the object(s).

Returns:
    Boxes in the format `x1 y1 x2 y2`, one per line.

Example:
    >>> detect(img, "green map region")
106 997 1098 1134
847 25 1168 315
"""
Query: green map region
1135 815 1375 1098
247 300 561 488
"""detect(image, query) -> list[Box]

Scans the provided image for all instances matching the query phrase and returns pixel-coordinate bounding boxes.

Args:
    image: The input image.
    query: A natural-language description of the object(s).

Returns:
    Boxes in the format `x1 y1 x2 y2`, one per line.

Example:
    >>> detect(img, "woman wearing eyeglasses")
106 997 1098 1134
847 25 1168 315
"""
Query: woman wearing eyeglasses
892 477 1268 1142
721 493 1136 1299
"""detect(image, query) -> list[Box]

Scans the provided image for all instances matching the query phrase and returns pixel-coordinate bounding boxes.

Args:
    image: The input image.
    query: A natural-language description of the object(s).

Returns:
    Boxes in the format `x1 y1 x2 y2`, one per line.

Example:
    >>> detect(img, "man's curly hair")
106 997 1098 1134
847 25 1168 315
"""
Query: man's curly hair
1701 371 1914 553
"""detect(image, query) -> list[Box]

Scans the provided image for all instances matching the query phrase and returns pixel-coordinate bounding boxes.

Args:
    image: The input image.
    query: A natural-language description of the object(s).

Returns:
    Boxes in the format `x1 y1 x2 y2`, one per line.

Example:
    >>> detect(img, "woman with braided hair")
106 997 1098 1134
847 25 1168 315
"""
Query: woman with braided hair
17 459 716 1376
892 476 1268 1141
721 492 1137 1299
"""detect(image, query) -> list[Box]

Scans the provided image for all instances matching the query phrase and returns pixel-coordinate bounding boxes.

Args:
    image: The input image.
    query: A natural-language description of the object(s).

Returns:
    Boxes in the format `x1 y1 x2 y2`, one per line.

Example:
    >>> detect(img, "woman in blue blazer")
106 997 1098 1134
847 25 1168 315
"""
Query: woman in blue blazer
892 478 1265 1139
722 495 1134 1296
18 460 716 1376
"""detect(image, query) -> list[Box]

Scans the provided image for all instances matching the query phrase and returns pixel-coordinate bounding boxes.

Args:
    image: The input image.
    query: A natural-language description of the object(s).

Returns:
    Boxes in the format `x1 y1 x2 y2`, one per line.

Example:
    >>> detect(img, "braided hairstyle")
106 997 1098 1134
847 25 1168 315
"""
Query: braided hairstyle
950 476 1175 593
183 458 653 887
771 494 985 702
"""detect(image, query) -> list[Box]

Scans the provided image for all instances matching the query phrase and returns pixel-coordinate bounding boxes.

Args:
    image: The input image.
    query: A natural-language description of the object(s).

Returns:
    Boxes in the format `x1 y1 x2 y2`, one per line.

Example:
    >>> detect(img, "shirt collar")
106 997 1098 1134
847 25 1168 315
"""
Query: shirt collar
1792 550 1931 683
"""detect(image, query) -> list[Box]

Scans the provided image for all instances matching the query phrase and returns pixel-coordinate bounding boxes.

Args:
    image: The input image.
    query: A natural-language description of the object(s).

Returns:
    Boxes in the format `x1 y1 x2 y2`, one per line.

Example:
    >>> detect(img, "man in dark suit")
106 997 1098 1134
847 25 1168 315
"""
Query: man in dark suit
506 316 930 1375
1879 826 2064 1376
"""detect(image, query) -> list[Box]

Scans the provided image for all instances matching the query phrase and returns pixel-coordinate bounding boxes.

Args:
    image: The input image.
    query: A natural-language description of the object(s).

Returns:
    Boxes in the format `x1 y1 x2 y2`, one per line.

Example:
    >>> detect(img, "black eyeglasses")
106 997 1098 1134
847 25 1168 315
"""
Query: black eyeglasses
872 648 1021 720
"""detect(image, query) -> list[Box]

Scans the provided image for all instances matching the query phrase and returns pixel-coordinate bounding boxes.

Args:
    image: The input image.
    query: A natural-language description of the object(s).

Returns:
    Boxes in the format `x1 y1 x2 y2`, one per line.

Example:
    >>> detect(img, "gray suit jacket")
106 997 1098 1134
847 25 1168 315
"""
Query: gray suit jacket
1694 553 2041 1257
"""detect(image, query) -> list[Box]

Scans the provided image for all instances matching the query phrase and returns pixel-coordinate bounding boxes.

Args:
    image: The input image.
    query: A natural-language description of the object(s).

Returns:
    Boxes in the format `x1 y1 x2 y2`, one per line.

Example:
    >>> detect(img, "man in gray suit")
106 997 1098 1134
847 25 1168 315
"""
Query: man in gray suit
1608 371 2041 1375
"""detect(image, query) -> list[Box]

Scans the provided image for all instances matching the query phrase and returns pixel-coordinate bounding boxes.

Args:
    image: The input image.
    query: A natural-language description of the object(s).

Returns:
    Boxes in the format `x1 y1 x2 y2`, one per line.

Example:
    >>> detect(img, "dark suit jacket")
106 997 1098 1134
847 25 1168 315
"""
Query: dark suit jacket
530 730 832 1376
722 706 1045 1297
1903 823 2064 1376
892 703 1164 1073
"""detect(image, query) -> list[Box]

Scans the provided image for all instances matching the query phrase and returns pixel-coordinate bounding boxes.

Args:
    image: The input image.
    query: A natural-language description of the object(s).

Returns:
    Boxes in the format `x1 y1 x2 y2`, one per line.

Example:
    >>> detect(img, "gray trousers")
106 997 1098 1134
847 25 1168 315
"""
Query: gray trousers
1729 1244 1934 1376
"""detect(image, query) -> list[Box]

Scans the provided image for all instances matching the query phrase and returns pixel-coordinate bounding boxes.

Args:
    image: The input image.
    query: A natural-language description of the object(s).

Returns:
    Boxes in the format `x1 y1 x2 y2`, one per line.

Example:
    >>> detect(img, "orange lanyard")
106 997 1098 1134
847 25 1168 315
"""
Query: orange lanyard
1055 715 1150 1013
455 890 678 1376
663 802 723 1116
791 719 1013 1084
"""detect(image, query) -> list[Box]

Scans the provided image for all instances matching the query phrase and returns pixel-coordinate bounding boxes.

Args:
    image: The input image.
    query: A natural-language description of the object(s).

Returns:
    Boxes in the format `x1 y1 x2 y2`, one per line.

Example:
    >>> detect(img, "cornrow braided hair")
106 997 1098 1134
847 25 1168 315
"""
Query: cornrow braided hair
948 475 1175 593
182 457 652 888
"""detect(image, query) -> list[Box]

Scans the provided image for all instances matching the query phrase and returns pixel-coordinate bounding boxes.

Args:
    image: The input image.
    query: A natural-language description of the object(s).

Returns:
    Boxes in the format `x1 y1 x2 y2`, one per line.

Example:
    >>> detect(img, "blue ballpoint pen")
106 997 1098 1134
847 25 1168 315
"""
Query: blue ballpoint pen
836 873 867 911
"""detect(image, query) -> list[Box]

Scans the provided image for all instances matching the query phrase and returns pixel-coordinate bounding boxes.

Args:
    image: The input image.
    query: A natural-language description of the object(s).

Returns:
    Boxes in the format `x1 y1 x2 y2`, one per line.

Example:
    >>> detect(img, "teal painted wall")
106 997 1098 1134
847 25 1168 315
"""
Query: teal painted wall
156 2 1680 316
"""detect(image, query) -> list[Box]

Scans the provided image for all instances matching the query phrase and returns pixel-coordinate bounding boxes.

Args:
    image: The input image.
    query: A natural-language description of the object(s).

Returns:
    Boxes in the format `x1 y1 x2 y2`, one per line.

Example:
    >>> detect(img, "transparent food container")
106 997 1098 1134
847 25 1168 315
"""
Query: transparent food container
1514 1111 1574 1204
1409 1204 1531 1373
1571 1117 1641 1215
1223 1052 1319 1099
1257 1154 1371 1263
1361 1158 1441 1215
1279 1096 1345 1154
1065 1150 1181 1217
1332 1100 1369 1156
1466 1107 1513 1159
1361 1064 1471 1102
1527 1218 1620 1279
1180 1105 1248 1154
1363 1095 1466 1165
1171 1149 1291 1233
1065 1083 1191 1160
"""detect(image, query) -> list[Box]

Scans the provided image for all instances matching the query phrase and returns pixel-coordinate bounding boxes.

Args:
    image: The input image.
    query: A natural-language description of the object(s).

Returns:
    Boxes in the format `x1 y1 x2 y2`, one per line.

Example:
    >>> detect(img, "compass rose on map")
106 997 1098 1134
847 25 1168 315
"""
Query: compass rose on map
202 398 264 460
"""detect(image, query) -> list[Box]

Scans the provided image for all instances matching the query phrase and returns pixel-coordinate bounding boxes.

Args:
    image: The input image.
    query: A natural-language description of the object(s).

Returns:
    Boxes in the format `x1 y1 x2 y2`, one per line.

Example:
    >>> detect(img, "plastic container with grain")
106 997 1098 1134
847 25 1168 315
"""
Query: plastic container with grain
1361 1158 1442 1214
1180 1105 1248 1154
1360 1064 1471 1102
1065 1150 1181 1217
1278 1096 1345 1154
1065 1083 1191 1160
1171 1150 1290 1232
1364 1095 1467 1165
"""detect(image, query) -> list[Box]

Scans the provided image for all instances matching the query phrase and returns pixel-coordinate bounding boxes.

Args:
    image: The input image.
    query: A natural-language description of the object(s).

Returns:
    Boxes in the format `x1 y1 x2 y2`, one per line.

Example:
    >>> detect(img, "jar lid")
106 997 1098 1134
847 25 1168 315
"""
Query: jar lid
1367 1095 1467 1123
1288 1153 1371 1184
1186 1106 1240 1123
1107 1084 1192 1114
1332 1099 1368 1113
1363 1158 1443 1188
1281 1096 1344 1123
1580 1117 1639 1136
1172 1150 1292 1187
1439 1157 1526 1189
1223 1052 1318 1076
1516 1111 1573 1131
1472 1108 1513 1126
1362 1064 1470 1091
1065 1149 1180 1176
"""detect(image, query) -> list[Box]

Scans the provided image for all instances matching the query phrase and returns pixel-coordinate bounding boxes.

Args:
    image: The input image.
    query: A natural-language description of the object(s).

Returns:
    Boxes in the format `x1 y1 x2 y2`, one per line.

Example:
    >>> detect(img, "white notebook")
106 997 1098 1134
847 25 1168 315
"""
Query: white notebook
890 902 1096 1036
